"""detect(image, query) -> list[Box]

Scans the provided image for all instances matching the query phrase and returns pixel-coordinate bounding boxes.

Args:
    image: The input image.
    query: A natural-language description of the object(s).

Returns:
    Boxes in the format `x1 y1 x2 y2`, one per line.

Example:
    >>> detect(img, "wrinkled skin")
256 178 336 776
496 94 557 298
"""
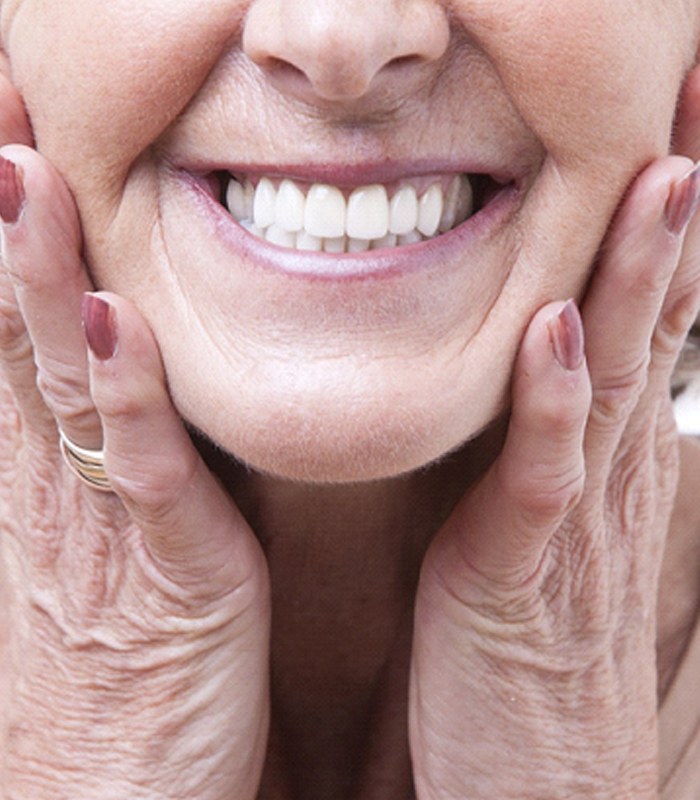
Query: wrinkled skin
0 1 700 798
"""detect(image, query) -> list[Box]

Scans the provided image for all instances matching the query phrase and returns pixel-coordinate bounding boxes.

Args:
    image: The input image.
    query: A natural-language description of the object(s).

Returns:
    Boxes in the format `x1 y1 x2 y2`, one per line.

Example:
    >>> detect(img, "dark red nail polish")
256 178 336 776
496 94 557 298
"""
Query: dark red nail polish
548 299 584 371
0 156 26 225
82 294 117 360
665 162 700 235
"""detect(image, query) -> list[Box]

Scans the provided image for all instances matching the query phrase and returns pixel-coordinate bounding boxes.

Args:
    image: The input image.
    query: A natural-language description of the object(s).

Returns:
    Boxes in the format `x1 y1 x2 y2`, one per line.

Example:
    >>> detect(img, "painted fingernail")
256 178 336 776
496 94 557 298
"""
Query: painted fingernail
665 162 700 235
548 299 584 371
0 156 26 225
82 294 118 361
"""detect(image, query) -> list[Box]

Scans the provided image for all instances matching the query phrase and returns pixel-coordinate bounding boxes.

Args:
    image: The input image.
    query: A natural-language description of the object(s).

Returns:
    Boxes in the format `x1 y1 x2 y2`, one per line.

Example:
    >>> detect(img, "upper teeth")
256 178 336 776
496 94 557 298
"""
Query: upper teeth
225 174 474 253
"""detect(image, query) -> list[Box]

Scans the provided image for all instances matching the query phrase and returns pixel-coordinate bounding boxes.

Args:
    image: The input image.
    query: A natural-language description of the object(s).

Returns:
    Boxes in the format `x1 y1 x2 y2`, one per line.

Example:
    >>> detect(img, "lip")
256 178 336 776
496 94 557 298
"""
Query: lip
169 156 525 188
172 163 523 281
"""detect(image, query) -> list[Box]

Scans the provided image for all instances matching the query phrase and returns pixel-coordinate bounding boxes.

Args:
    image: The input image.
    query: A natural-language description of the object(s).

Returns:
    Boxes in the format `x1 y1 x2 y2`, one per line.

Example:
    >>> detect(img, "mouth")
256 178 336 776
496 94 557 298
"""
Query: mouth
214 170 512 254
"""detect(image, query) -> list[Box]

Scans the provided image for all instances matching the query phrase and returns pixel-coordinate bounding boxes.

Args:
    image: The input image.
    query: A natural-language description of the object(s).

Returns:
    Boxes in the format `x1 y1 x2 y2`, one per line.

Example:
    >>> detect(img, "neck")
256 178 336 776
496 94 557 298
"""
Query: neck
195 421 505 798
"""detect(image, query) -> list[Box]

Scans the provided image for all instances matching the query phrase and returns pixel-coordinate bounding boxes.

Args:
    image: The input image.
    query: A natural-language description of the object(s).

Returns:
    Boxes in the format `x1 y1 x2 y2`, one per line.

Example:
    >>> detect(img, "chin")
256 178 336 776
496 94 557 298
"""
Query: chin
176 372 506 483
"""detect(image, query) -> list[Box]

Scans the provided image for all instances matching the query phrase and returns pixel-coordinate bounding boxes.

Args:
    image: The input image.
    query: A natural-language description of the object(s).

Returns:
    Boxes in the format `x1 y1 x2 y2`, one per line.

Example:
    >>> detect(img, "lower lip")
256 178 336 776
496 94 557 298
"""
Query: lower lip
179 170 520 282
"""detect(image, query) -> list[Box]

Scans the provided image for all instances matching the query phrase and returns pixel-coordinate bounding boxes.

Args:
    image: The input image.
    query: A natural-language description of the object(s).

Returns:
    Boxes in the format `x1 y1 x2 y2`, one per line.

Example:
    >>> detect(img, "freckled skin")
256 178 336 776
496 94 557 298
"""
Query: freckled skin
0 0 696 480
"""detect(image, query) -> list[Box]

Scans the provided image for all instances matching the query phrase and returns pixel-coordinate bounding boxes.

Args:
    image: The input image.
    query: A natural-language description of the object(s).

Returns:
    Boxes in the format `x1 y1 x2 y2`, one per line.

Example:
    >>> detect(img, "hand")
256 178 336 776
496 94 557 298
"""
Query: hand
0 73 269 800
409 115 700 799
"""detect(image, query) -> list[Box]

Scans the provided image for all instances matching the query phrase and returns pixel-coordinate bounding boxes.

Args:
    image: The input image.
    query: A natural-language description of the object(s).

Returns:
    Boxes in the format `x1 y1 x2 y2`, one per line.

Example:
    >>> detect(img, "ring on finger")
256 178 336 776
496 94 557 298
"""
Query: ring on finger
58 428 112 492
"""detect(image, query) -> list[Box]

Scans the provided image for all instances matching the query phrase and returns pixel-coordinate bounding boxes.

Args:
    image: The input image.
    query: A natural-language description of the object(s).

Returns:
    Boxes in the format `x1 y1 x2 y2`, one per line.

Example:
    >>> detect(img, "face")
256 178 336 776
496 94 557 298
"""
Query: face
1 0 697 481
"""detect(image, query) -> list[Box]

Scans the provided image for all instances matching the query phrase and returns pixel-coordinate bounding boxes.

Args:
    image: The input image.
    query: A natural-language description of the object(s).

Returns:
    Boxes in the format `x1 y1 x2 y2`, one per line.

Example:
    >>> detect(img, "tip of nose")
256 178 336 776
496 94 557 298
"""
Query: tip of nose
243 0 450 105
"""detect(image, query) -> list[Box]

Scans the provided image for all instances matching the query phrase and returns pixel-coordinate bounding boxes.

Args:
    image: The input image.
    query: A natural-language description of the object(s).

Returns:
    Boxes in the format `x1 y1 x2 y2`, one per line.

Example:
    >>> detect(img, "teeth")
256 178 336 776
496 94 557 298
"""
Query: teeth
296 230 322 251
323 235 347 253
225 173 477 253
348 237 371 252
275 179 305 232
371 233 397 250
253 177 277 228
440 175 473 233
389 185 418 235
346 184 389 240
305 184 346 238
417 183 443 237
397 230 423 246
266 224 296 248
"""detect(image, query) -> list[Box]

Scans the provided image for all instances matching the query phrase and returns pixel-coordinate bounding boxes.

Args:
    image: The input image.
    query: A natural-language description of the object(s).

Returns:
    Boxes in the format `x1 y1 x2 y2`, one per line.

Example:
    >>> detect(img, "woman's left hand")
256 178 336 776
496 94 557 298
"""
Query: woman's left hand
409 81 700 798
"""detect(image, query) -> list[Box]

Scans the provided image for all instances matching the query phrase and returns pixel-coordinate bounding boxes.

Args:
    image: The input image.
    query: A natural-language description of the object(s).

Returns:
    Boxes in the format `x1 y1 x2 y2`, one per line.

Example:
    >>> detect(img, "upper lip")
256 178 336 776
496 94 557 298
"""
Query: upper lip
165 155 531 190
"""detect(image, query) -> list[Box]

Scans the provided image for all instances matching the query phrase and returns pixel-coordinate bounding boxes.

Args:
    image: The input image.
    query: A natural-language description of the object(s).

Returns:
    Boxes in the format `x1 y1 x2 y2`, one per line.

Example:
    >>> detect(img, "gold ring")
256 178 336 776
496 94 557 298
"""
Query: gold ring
59 429 112 492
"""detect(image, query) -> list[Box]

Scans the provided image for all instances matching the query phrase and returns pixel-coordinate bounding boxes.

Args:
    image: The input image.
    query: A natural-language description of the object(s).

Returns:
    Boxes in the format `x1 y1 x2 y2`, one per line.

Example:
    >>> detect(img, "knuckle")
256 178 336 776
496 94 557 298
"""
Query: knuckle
109 452 198 522
653 289 700 364
0 300 29 361
590 355 649 428
35 363 94 427
91 385 142 423
607 450 655 539
502 459 585 522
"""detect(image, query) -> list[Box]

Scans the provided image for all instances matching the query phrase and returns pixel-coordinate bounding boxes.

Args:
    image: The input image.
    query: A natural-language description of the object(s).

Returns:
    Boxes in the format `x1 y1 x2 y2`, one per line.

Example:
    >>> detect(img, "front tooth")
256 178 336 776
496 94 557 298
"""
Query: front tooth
346 184 389 240
266 224 296 248
417 183 443 237
226 179 248 221
254 177 277 228
275 179 305 232
323 236 347 253
371 233 397 250
389 185 418 235
397 230 423 246
296 230 322 251
348 237 370 252
304 184 346 238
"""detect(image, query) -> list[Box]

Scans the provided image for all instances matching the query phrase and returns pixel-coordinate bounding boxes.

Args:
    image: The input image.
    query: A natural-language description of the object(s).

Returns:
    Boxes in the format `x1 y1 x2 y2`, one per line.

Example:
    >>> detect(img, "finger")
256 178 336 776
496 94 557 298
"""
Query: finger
0 69 33 147
581 156 696 480
646 170 700 395
84 292 265 596
0 145 102 448
673 64 700 160
430 300 590 589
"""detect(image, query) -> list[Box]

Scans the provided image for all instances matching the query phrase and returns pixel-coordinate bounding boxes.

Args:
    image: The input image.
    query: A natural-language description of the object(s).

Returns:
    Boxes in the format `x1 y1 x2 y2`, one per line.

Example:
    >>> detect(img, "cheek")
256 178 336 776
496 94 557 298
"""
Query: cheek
3 0 244 195
455 0 688 172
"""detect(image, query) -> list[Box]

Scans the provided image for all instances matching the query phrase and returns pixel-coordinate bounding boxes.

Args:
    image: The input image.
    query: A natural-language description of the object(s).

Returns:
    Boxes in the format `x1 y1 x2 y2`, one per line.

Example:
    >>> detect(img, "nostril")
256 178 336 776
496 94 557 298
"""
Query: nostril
265 57 304 79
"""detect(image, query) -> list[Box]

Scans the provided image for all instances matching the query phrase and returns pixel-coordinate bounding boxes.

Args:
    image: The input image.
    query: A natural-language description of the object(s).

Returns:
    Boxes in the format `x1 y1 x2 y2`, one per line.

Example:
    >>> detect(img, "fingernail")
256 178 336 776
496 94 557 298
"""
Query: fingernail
548 299 584 371
0 156 26 225
665 161 700 235
82 294 118 361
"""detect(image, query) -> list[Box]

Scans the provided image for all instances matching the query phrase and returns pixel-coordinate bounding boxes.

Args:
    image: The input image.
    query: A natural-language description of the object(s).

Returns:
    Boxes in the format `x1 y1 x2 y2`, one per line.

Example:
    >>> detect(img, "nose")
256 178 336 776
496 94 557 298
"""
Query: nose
242 0 450 103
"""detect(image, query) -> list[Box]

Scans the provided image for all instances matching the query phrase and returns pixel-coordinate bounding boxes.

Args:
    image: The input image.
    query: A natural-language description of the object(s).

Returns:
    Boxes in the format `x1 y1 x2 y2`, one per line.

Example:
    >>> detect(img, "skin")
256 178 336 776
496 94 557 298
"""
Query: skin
0 0 696 481
0 1 699 798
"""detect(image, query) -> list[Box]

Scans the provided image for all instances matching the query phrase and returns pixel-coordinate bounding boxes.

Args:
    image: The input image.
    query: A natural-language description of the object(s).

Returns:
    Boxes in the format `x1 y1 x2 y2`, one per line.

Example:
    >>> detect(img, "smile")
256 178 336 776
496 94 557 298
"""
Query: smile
218 172 506 254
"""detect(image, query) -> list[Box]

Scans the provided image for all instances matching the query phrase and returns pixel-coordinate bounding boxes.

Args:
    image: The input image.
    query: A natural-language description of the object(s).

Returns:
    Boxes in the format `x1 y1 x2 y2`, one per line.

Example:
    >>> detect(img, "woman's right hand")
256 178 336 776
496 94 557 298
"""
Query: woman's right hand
0 74 270 800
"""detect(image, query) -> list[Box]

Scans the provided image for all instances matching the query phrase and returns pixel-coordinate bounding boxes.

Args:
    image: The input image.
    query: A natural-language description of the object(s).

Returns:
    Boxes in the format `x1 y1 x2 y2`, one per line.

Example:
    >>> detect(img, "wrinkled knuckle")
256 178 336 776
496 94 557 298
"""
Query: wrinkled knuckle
35 365 94 426
109 455 198 522
504 462 585 523
591 356 649 428
0 303 29 361
91 383 143 424
653 289 700 363
608 452 654 539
